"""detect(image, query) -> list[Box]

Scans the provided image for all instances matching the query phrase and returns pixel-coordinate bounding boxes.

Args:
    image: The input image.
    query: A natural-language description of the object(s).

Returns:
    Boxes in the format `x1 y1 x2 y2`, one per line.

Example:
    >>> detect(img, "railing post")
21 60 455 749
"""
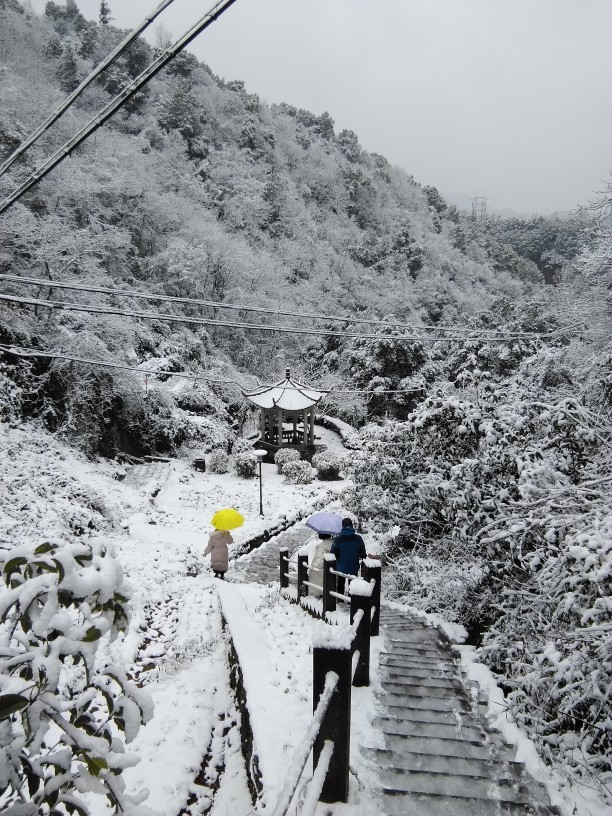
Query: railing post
313 646 351 803
322 554 336 615
279 547 289 590
360 559 381 636
350 579 373 687
297 553 308 598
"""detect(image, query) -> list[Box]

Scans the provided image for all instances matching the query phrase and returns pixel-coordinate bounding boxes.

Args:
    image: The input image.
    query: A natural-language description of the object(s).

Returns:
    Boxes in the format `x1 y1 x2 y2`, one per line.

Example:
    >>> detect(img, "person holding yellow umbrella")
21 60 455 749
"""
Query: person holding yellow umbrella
204 508 245 579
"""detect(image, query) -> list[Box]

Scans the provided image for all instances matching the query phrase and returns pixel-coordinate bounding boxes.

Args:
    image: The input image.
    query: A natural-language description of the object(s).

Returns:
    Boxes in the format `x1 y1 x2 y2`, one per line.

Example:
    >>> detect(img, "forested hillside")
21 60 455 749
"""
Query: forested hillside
1 0 610 805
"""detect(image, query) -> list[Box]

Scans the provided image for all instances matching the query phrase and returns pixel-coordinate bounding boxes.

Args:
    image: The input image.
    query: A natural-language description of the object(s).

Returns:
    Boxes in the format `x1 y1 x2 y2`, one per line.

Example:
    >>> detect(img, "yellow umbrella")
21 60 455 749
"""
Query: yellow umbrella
211 508 245 531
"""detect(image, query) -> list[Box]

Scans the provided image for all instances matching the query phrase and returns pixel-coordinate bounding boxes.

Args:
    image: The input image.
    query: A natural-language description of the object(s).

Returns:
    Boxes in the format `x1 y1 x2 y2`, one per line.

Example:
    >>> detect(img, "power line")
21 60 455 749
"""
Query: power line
0 0 239 216
0 344 424 395
0 292 544 343
0 0 178 180
0 274 548 338
0 343 243 386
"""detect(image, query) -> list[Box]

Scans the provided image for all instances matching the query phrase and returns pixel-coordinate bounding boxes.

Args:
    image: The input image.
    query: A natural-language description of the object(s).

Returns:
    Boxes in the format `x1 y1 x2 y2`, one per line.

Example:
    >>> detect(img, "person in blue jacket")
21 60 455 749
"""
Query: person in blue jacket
331 517 366 596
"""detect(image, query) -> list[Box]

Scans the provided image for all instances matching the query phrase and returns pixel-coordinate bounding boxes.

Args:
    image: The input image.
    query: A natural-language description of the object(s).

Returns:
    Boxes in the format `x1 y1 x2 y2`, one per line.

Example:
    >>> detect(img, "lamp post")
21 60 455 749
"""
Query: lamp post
254 449 267 518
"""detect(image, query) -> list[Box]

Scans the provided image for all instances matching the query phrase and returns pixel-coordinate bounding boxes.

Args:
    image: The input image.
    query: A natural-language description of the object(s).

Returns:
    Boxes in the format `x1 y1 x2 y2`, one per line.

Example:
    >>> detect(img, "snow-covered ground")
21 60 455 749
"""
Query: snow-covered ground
1 419 608 816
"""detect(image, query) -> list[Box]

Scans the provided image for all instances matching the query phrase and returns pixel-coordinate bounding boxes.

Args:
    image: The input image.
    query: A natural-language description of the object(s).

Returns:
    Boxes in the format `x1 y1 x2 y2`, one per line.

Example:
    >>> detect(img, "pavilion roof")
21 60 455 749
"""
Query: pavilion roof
242 369 326 411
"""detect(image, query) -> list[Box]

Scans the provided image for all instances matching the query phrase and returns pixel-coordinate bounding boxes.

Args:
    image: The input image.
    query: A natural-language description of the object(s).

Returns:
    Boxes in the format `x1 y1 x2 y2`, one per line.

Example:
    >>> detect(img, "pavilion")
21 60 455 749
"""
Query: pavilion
242 368 326 450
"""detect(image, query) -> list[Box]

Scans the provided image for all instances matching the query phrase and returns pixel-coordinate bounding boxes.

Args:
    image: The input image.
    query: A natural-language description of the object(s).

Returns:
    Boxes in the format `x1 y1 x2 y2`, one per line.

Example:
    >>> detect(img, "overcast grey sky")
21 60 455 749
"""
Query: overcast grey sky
30 0 611 214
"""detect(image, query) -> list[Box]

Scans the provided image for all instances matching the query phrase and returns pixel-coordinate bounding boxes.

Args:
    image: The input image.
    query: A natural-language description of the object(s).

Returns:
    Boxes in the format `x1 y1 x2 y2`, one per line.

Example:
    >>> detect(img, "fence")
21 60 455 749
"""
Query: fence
279 548 381 637
273 547 381 810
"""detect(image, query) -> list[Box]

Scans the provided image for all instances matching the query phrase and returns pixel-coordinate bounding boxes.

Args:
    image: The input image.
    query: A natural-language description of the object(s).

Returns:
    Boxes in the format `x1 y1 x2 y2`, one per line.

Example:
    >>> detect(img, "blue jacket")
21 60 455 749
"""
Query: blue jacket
331 526 366 575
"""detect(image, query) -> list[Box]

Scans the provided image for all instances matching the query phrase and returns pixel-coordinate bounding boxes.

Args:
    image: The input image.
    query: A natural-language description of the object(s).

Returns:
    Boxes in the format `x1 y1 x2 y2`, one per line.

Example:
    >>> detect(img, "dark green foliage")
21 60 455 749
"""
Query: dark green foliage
166 50 199 77
99 0 112 26
56 43 79 92
475 214 590 281
158 78 200 141
422 184 447 214
45 0 87 34
337 128 361 162
45 34 63 59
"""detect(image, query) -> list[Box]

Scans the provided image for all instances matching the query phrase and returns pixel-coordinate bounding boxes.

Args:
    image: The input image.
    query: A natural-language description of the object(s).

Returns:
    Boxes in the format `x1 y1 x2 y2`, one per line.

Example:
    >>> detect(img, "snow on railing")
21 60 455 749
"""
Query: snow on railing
280 547 381 637
270 672 338 816
275 548 379 805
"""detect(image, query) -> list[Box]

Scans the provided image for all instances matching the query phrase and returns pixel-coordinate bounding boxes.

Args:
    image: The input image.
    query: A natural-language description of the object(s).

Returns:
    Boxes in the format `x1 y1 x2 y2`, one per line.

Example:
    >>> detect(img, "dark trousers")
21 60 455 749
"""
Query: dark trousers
214 571 226 579
337 576 346 598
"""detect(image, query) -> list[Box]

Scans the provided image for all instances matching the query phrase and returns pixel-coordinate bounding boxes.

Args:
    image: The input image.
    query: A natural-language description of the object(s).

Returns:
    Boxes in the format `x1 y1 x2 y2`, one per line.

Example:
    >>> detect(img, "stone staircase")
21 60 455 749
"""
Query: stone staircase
369 607 560 816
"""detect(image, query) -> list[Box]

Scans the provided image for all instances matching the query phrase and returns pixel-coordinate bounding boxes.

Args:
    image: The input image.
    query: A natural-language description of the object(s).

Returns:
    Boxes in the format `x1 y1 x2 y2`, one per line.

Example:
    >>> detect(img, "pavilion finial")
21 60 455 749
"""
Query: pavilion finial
285 367 290 380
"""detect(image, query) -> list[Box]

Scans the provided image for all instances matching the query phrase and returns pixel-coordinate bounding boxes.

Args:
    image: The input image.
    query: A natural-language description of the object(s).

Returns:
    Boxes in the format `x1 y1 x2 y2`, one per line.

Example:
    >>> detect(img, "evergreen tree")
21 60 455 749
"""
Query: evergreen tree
99 0 112 26
56 43 79 92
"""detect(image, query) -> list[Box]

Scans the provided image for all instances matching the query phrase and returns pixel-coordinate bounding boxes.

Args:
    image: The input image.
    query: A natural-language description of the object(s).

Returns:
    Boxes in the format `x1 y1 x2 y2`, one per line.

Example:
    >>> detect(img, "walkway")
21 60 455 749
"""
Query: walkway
230 523 313 584
371 607 560 816
228 523 560 815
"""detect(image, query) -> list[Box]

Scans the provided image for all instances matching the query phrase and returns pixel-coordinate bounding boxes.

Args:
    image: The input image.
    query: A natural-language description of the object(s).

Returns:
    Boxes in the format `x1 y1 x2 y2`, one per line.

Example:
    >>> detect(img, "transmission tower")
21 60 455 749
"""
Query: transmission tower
471 196 488 221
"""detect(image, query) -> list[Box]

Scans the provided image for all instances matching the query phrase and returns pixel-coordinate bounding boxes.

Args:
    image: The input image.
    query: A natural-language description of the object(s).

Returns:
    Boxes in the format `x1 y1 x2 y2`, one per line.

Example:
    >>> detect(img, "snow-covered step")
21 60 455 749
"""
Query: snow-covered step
379 767 522 801
376 705 483 727
382 671 461 688
380 658 459 672
379 732 513 762
374 715 485 743
381 679 465 698
368 747 523 780
380 692 471 713
387 629 446 651
380 790 558 816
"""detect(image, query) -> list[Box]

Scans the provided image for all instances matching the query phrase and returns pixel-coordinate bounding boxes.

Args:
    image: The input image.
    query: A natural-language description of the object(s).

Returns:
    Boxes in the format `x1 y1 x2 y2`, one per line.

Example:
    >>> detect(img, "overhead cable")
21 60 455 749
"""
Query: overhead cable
0 292 542 342
0 344 423 394
0 0 239 216
0 0 178 180
0 274 548 337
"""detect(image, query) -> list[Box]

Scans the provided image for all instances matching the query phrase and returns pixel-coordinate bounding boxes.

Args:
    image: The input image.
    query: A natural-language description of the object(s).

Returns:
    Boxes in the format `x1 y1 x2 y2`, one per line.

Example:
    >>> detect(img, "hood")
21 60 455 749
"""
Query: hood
340 526 355 536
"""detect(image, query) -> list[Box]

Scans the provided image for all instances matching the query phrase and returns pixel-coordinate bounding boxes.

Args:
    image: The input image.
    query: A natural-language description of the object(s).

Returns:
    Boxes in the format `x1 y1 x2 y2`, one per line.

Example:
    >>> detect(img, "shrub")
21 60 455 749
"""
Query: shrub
234 450 257 478
0 537 152 813
274 448 300 474
283 460 313 484
232 437 254 454
312 452 344 480
209 448 229 473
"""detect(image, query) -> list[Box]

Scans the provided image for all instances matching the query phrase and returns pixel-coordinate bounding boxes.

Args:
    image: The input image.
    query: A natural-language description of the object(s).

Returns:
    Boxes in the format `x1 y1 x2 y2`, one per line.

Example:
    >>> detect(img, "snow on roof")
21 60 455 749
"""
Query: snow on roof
242 368 326 411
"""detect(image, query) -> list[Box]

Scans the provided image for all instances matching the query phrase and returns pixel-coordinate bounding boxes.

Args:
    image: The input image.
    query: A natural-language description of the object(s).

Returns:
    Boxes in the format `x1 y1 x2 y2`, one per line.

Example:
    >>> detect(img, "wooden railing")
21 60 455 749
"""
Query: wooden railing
275 547 382 806
280 547 381 637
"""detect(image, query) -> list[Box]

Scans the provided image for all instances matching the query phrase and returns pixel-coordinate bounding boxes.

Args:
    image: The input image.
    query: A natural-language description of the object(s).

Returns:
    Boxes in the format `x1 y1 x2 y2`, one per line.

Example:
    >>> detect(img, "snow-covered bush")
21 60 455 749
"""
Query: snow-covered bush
283 460 313 484
208 448 229 474
232 437 254 455
0 537 153 814
274 448 300 474
312 451 344 480
233 450 257 478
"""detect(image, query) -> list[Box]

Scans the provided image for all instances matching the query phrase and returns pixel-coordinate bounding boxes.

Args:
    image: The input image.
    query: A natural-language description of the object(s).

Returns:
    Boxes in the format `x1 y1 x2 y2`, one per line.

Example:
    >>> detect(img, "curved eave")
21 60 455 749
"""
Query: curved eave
242 377 326 411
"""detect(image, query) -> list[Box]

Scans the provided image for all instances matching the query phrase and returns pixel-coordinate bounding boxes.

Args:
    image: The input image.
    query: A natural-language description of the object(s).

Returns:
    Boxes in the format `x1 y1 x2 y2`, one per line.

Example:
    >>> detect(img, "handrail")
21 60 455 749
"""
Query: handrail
330 567 358 580
349 608 364 638
270 671 339 816
300 740 334 815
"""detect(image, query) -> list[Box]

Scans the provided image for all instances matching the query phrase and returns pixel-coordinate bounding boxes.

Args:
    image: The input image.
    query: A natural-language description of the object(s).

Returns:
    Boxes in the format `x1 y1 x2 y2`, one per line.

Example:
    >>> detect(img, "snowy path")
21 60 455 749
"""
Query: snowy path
230 522 313 584
366 607 561 816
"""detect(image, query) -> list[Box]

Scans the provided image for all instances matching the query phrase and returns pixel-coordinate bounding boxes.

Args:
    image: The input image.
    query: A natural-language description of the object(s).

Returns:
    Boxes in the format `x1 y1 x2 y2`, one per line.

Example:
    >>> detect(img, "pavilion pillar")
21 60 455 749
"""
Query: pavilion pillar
277 408 283 447
302 409 308 450
292 414 297 443
309 408 315 447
